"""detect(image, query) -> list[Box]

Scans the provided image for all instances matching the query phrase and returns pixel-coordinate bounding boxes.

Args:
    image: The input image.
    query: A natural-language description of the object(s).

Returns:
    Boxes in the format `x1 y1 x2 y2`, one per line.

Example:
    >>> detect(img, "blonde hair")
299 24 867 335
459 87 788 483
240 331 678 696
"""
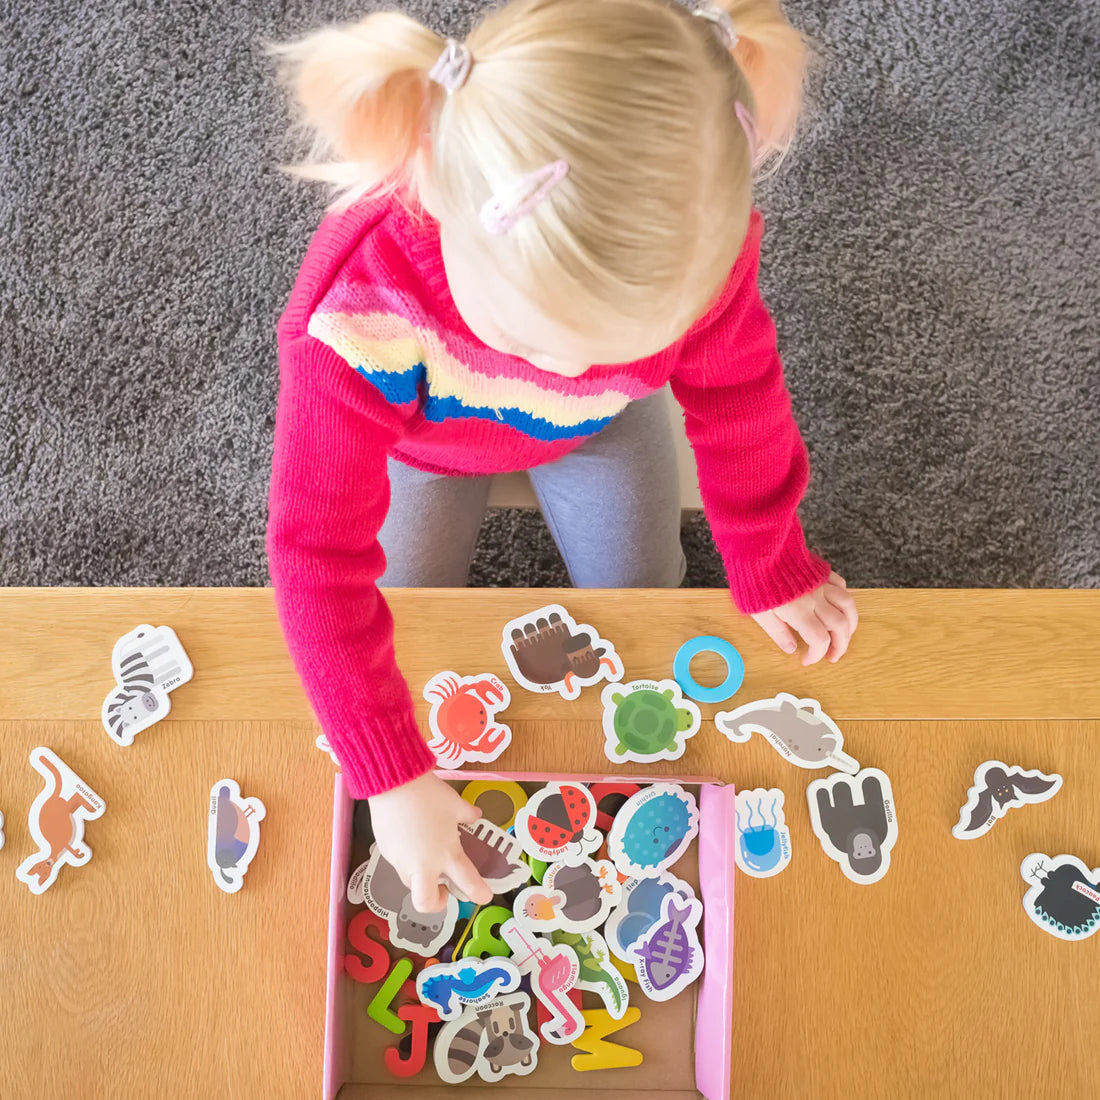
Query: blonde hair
267 0 808 345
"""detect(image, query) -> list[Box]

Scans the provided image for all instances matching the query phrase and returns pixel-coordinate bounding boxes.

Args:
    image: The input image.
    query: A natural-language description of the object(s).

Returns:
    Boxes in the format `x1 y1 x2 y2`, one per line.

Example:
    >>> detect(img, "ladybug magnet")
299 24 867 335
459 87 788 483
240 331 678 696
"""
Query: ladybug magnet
514 783 602 866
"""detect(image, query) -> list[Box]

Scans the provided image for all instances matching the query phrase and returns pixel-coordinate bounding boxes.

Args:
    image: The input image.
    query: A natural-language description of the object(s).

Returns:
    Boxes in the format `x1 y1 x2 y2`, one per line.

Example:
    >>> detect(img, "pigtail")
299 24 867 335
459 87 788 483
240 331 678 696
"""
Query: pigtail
715 0 810 166
266 14 444 211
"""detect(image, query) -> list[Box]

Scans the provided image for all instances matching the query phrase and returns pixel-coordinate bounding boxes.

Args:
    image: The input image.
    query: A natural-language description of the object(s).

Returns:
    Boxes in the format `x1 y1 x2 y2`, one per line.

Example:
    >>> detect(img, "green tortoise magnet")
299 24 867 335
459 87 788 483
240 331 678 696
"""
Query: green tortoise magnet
600 679 702 764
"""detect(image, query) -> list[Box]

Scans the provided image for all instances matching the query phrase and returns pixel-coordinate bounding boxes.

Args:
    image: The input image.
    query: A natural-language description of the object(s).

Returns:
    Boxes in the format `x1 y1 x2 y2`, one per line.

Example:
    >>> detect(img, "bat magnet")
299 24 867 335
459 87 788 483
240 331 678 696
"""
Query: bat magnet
361 843 459 956
632 892 705 1002
715 693 859 774
501 604 622 700
953 760 1062 840
607 783 699 880
423 671 511 767
16 747 106 895
1020 852 1100 942
514 782 602 865
207 779 265 893
101 624 194 746
600 679 701 764
735 787 792 878
807 768 898 885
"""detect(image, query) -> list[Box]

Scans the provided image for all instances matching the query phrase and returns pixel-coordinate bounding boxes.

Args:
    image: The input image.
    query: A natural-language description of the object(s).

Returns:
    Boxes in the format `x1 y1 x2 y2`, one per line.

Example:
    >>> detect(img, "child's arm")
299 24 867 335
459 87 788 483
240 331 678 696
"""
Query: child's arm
669 210 857 663
267 331 491 908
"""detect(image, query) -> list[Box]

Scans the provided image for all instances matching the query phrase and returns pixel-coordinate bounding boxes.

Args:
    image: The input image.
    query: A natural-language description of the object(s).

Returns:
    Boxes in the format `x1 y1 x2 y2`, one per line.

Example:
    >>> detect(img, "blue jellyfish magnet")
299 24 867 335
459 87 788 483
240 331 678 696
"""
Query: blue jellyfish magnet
207 778 266 894
734 788 792 878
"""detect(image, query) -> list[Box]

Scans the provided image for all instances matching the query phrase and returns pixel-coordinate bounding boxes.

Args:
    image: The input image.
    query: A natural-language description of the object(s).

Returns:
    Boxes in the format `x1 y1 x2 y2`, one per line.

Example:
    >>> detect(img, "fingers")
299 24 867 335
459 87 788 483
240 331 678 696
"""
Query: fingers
410 871 448 914
783 608 831 666
454 795 482 825
445 850 493 906
816 603 852 663
753 611 798 655
829 570 847 588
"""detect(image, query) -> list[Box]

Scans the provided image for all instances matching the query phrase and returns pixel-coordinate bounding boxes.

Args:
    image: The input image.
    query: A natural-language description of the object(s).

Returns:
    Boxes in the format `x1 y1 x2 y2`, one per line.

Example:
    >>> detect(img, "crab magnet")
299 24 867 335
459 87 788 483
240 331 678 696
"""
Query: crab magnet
605 872 696 963
423 671 512 766
715 693 859 774
735 788 792 878
207 779 265 893
608 784 699 880
432 991 539 1083
101 624 194 746
500 918 585 1045
501 604 622 700
600 679 701 764
633 892 705 1002
807 768 898 885
514 783 602 865
417 958 522 1020
361 843 459 955
514 858 622 933
953 760 1062 840
551 929 630 1020
1020 852 1100 942
16 747 105 895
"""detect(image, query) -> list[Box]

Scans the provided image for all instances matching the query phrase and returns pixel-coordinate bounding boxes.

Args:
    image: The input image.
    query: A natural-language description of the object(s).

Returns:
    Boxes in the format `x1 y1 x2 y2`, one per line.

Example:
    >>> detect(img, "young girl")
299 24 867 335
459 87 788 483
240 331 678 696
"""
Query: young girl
266 0 858 913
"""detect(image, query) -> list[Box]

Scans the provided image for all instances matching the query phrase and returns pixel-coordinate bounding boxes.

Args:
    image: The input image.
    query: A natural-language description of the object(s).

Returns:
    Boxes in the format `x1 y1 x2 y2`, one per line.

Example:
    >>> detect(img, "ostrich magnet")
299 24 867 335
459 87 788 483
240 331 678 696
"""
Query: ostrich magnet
101 624 194 746
1020 852 1100 942
807 768 898 885
715 693 859 774
600 679 701 765
501 604 622 700
952 760 1062 840
16 747 106 895
207 779 265 894
423 671 512 766
734 788 792 878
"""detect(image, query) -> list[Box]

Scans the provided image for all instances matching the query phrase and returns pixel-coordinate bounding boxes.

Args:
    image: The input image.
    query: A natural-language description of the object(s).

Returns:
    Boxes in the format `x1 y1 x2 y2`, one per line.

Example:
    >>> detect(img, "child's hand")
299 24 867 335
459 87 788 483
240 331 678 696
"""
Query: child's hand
751 571 858 665
368 772 493 912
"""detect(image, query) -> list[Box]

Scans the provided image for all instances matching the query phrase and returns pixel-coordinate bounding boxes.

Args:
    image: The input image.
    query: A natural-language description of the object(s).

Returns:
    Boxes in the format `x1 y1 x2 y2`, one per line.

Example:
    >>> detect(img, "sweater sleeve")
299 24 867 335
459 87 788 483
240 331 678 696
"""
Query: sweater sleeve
266 330 436 798
669 211 831 614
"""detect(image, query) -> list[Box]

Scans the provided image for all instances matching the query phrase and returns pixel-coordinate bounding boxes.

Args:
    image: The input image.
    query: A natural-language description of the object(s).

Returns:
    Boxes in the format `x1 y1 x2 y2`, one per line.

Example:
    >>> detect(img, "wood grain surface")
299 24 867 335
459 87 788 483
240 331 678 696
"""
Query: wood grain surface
1 588 1097 1100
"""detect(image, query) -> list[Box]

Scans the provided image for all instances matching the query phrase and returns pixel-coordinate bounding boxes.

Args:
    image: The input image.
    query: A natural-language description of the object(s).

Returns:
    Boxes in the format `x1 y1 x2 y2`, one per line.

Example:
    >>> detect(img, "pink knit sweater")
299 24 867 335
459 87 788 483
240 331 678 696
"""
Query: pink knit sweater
267 196 829 798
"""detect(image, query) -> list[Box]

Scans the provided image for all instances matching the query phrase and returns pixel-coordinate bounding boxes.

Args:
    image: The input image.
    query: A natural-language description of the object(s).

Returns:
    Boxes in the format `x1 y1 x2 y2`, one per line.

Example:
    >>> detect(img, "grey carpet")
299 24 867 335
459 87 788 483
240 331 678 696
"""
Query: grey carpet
1 1 1097 591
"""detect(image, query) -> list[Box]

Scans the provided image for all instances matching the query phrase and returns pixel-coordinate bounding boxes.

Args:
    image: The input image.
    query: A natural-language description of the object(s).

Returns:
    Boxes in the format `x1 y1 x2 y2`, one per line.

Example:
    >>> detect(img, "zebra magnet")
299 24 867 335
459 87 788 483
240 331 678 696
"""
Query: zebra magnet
734 788 792 878
207 779 265 894
102 624 194 746
432 991 539 1084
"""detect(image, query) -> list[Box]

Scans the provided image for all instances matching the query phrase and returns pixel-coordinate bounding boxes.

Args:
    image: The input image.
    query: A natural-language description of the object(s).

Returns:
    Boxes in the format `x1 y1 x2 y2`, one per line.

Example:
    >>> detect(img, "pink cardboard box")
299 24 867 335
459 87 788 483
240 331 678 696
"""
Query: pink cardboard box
323 772 736 1100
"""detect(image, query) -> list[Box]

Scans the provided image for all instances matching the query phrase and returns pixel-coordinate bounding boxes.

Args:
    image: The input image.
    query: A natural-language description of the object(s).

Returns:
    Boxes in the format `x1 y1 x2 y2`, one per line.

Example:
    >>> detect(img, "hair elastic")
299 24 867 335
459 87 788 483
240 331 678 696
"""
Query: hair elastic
693 3 739 50
735 100 758 160
429 38 473 94
479 160 570 235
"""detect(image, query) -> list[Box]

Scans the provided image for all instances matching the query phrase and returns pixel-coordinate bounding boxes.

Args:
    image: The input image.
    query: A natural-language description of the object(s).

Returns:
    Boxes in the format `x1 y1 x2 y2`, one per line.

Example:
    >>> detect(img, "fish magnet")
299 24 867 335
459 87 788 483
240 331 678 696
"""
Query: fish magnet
432 991 539 1083
16 747 106 895
551 929 630 1020
514 858 622 933
735 788 793 878
444 818 531 899
604 872 696 964
1020 852 1100 942
600 679 701 764
500 918 585 1045
361 843 459 956
207 779 265 893
501 604 622 700
423 671 511 766
952 760 1062 840
608 784 699 880
715 693 859 774
101 624 194 746
807 768 898 885
417 958 522 1020
633 892 705 1002
514 782 602 865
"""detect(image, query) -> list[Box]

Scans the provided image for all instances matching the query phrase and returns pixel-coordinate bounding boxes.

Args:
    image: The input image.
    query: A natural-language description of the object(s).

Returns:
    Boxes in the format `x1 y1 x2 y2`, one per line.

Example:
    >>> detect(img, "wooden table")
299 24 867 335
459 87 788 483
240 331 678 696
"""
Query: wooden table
1 588 1098 1099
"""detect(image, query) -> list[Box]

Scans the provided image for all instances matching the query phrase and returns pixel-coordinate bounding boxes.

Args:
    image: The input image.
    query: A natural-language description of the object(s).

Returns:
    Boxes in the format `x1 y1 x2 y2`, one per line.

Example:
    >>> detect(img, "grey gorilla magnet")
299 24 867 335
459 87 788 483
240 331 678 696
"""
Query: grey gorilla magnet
807 768 898 885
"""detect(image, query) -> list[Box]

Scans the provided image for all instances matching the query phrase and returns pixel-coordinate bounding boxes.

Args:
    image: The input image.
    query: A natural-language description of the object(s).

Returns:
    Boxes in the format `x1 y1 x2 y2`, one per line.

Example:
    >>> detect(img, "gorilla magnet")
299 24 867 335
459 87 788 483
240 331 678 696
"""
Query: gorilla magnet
807 768 898 885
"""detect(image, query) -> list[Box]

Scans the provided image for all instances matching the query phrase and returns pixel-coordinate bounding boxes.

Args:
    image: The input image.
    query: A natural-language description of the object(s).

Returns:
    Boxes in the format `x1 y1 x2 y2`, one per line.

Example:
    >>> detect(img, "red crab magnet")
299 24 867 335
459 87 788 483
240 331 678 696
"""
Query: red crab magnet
501 604 622 700
423 671 511 767
16 747 106 895
514 783 602 866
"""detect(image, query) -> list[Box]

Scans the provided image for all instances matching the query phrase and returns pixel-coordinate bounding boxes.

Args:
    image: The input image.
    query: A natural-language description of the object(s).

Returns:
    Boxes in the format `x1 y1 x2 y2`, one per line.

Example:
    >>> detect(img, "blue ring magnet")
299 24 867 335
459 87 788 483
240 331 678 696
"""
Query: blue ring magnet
673 635 745 704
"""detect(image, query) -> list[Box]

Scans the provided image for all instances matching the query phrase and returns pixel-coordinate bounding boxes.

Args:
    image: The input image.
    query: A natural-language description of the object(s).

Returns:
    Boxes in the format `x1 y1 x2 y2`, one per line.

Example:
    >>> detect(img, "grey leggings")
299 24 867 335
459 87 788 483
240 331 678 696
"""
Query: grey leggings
379 390 686 588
